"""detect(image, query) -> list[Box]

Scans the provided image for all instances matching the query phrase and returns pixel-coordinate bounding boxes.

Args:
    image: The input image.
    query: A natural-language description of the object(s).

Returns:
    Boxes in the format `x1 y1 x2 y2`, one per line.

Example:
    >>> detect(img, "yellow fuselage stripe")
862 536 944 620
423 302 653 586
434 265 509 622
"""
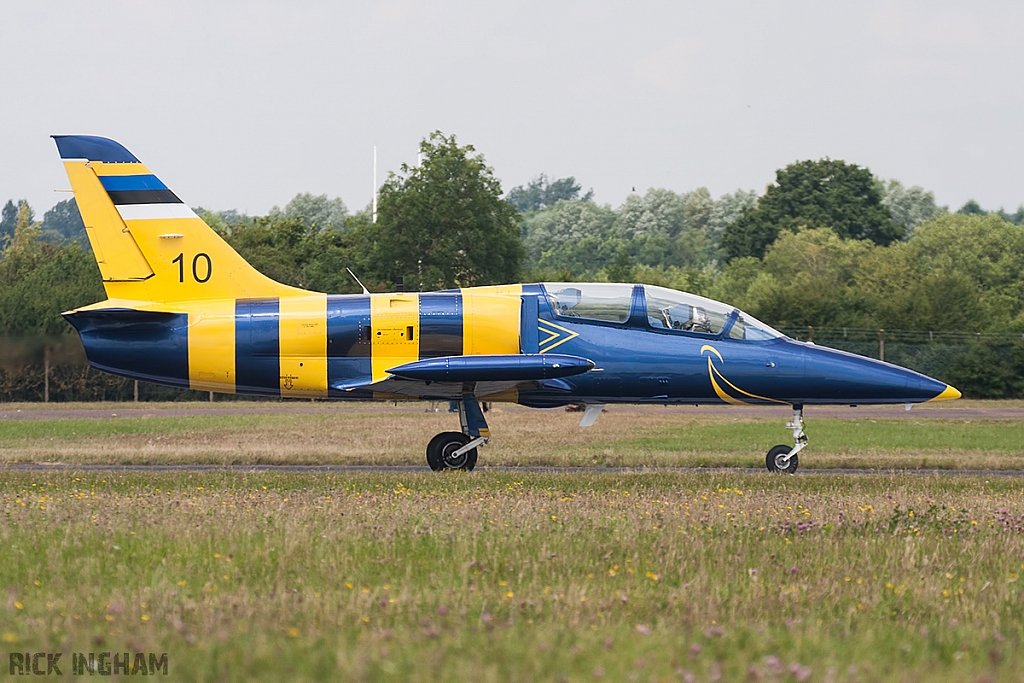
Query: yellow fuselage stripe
279 294 328 397
188 298 236 393
461 284 522 355
370 293 420 382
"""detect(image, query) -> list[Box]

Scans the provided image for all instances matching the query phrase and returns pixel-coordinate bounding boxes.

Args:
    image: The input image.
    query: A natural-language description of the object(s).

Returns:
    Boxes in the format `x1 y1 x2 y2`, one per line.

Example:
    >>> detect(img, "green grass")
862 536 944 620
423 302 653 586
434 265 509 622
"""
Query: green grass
613 418 1024 455
2 470 1024 681
0 413 323 443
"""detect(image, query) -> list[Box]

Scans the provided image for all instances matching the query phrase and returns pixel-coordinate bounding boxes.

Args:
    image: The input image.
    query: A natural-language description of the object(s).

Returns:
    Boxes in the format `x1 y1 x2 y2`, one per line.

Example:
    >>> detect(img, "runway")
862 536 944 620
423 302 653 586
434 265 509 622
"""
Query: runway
3 403 1023 421
3 462 1023 477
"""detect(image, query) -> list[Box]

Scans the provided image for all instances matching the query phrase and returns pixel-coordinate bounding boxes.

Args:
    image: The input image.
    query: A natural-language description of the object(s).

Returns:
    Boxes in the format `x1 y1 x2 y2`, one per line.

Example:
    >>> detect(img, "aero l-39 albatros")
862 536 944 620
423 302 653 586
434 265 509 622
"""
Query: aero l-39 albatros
53 136 960 473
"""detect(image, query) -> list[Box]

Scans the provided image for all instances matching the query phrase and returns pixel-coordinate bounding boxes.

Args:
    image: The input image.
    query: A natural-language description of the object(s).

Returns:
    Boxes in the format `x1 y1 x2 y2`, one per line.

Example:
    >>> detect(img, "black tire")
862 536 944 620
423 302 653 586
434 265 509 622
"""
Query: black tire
426 432 478 471
426 432 450 471
766 444 798 474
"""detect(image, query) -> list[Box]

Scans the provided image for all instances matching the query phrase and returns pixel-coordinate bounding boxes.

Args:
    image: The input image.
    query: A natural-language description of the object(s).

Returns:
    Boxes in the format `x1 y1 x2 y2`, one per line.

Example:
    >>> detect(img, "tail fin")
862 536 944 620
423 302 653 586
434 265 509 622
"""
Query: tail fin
53 135 304 304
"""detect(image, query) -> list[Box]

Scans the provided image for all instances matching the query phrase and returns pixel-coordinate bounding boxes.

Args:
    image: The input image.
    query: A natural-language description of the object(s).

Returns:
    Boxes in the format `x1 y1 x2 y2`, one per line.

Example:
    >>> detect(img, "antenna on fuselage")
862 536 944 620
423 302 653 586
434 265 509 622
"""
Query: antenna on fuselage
372 145 378 224
346 268 370 295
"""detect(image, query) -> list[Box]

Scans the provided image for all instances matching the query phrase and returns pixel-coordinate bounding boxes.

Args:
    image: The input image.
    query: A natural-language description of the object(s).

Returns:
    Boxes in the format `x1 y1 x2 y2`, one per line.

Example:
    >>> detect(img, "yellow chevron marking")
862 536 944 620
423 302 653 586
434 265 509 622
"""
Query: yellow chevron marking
279 294 328 397
538 325 560 348
538 319 578 354
188 298 236 393
700 344 786 405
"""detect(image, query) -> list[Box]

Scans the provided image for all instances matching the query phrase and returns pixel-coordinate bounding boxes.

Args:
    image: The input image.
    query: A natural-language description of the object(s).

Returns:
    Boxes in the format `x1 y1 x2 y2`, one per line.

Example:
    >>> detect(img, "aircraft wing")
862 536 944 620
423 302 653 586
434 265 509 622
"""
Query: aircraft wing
329 353 593 399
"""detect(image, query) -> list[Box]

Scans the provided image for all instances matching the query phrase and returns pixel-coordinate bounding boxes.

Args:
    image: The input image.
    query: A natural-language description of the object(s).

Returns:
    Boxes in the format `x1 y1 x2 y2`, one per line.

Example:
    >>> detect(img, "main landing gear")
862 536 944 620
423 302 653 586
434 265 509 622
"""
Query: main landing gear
426 394 489 472
766 405 806 474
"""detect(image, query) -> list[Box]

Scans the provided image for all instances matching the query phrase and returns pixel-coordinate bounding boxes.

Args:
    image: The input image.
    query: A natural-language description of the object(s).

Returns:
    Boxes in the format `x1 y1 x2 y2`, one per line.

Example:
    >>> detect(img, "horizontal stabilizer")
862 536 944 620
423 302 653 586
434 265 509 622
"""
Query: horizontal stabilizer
387 354 594 383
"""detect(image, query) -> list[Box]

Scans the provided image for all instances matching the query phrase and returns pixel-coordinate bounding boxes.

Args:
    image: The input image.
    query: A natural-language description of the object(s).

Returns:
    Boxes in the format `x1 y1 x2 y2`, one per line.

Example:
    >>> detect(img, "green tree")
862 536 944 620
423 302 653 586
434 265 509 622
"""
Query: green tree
999 207 1024 226
706 189 757 247
268 193 348 232
952 199 1024 226
877 179 945 239
1 199 26 246
221 213 371 294
41 198 87 246
522 200 619 275
682 187 713 235
371 132 523 290
506 174 593 213
957 200 986 216
857 213 1024 332
733 228 875 327
0 201 103 335
616 189 687 239
721 159 902 260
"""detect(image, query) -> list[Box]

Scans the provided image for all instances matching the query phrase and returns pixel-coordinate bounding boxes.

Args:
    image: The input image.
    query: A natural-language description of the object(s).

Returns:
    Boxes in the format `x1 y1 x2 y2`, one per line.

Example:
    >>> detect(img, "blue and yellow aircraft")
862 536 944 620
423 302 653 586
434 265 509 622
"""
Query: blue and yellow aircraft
53 135 960 473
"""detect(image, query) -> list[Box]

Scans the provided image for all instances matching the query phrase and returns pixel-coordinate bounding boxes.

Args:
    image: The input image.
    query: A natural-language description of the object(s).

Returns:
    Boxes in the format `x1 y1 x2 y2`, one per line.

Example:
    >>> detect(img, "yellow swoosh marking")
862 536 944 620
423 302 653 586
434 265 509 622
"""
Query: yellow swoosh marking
701 344 786 405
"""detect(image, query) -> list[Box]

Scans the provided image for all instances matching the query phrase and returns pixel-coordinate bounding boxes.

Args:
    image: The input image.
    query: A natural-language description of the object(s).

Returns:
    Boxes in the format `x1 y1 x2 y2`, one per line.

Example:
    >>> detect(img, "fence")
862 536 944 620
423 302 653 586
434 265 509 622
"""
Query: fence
0 335 212 403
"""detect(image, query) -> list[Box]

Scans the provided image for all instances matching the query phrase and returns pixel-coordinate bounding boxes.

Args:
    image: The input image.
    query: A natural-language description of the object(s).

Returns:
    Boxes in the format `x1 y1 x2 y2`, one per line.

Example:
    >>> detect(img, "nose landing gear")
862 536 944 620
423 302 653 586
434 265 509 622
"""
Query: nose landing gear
766 405 806 474
426 393 488 471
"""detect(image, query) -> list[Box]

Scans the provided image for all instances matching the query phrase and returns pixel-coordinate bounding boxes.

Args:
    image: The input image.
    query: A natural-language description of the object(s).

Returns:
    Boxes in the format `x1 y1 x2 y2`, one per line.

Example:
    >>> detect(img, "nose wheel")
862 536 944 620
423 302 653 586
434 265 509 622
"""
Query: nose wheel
766 444 798 473
425 392 488 472
766 405 806 474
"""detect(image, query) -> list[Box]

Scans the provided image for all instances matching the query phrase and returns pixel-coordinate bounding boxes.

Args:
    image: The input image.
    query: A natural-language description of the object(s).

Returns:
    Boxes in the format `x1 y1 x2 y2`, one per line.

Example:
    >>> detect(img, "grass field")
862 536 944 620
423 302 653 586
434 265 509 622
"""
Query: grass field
2 401 1024 470
2 470 1024 681
3 403 1024 681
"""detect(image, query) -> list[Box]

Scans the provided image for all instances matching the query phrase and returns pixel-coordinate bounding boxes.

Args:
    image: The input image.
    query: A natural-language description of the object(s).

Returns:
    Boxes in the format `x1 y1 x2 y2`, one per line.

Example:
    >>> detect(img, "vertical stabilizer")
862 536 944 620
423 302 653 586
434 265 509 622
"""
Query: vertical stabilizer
53 135 306 304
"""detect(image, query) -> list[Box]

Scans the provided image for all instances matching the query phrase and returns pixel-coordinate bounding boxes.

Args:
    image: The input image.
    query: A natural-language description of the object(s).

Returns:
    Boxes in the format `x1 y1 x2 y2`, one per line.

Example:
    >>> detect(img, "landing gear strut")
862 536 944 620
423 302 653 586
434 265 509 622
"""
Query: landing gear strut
766 404 806 474
426 393 488 471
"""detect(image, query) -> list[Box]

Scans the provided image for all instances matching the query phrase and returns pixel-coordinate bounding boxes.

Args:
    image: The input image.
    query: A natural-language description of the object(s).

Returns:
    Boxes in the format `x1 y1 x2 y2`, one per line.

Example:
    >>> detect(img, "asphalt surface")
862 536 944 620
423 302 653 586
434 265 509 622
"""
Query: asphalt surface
1 463 1023 477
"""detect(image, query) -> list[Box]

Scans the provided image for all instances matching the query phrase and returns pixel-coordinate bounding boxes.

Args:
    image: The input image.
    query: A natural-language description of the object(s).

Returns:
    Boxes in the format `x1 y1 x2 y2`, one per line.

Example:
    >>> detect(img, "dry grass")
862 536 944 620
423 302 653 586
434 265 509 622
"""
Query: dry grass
2 404 1024 470
2 470 1024 681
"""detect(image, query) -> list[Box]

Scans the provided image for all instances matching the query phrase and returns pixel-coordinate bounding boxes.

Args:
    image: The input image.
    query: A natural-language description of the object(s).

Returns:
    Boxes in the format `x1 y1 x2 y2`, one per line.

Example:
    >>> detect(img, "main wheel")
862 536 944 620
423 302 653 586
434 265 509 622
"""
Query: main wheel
426 432 478 471
426 433 450 471
766 444 798 474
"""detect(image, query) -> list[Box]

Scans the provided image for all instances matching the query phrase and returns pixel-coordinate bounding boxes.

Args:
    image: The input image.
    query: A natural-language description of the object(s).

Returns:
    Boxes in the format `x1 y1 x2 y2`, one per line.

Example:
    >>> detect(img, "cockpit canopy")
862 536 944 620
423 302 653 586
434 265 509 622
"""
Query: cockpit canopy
542 283 784 341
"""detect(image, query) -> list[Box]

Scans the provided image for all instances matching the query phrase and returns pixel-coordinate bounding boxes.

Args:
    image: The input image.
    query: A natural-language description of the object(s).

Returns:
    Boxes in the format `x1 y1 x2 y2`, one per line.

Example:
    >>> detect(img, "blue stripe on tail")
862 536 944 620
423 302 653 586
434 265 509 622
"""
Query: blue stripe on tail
99 175 169 191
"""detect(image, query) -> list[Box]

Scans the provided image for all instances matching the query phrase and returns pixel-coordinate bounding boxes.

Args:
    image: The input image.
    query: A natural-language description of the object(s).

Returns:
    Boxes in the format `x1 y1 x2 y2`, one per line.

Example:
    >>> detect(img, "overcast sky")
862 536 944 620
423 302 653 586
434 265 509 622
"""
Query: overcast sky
2 1 1022 217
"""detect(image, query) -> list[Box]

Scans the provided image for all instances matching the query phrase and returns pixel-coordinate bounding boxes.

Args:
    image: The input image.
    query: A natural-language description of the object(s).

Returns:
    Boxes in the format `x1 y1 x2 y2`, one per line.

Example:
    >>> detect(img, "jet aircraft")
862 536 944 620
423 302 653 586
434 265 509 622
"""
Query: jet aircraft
53 136 960 473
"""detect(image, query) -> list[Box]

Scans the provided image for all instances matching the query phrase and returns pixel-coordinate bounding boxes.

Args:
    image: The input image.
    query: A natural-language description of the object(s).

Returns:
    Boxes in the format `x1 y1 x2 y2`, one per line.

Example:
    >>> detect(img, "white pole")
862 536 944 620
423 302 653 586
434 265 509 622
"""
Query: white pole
372 145 378 224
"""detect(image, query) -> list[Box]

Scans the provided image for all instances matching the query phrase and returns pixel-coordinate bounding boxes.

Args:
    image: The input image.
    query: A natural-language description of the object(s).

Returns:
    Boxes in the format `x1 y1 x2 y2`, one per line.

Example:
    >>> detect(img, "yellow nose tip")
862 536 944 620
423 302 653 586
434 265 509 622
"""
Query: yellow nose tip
929 385 962 402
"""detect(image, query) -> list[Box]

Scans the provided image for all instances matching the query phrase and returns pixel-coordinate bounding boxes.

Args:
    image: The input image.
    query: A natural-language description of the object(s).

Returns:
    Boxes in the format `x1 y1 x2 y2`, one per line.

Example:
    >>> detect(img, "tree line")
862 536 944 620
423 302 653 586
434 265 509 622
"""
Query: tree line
3 131 1024 398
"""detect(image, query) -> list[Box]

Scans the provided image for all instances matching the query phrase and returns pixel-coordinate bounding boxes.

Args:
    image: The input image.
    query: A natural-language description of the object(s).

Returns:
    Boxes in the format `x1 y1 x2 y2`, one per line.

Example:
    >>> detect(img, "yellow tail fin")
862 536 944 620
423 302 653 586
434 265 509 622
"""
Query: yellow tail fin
53 135 305 304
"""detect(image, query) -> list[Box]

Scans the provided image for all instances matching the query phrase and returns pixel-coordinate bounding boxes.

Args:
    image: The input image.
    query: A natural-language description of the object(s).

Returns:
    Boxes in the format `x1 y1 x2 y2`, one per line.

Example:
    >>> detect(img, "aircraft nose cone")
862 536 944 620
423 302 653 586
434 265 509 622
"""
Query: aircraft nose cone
928 384 962 402
800 343 956 404
905 372 958 402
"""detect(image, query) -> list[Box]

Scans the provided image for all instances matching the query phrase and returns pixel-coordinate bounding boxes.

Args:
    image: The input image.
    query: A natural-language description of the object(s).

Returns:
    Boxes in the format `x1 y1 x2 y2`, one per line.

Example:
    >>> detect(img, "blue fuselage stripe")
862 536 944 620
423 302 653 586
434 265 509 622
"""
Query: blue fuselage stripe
235 298 280 396
418 293 463 359
327 295 372 397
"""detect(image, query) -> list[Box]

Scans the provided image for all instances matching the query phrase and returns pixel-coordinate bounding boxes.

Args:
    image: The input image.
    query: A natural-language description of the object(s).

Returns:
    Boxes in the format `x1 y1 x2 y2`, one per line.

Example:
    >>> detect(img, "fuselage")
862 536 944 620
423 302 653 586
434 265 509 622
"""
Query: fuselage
64 282 957 407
